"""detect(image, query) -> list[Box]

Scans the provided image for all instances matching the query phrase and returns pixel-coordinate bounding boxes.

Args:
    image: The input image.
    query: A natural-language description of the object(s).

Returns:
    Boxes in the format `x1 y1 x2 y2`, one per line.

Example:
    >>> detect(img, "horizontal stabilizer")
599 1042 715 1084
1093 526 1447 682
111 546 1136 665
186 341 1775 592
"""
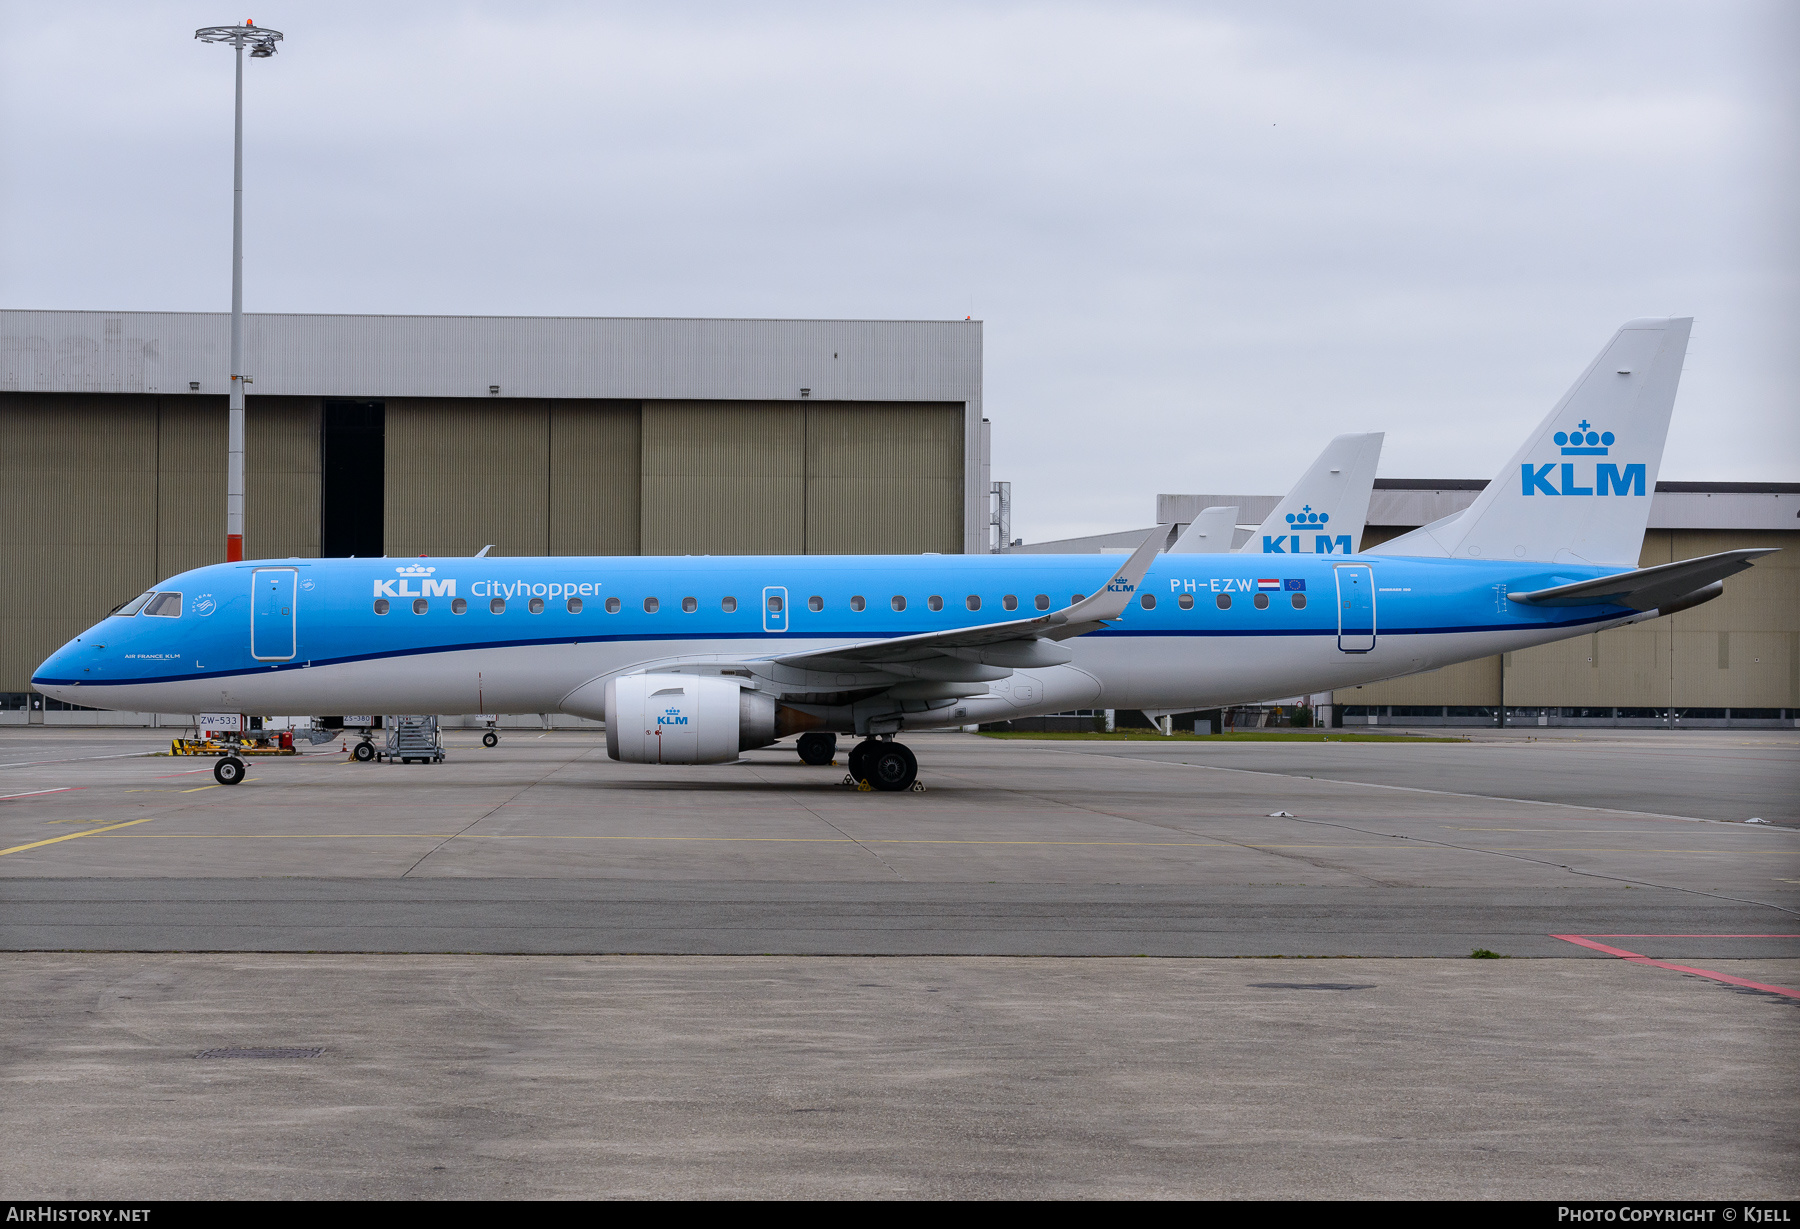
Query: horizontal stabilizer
1506 549 1775 610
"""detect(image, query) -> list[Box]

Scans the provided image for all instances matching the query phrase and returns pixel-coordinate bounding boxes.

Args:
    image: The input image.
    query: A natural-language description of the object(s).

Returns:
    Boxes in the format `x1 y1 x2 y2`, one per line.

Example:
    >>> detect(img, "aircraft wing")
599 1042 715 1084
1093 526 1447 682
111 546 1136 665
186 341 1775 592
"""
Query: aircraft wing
1506 548 1775 610
769 525 1176 671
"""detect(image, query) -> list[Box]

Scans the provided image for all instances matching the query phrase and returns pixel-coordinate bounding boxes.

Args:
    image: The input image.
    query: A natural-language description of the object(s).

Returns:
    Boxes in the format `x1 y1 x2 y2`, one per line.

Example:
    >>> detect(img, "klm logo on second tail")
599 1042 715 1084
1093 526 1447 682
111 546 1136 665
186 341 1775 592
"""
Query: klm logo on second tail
1522 422 1645 496
1262 506 1351 555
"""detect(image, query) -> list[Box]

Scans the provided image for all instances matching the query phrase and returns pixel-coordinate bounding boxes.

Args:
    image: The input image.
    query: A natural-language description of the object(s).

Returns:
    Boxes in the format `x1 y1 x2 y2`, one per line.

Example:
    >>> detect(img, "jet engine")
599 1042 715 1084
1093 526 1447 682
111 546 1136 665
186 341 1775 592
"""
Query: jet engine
603 674 779 764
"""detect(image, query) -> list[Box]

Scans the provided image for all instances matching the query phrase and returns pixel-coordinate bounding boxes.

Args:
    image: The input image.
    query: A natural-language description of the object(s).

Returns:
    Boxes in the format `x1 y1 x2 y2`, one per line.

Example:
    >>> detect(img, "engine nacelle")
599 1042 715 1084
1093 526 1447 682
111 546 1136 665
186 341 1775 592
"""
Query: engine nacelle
604 674 777 764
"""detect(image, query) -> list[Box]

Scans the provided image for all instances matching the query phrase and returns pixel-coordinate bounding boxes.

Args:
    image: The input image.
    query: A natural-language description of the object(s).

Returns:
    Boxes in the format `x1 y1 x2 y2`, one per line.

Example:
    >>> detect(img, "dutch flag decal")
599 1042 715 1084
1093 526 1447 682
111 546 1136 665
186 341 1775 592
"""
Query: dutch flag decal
1256 578 1281 592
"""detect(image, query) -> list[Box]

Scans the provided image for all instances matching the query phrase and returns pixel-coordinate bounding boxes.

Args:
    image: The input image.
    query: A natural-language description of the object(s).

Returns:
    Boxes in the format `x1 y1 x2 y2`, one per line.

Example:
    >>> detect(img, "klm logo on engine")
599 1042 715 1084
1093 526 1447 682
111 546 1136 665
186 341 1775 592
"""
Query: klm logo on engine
373 565 456 598
1522 422 1645 496
658 706 688 727
1263 505 1353 554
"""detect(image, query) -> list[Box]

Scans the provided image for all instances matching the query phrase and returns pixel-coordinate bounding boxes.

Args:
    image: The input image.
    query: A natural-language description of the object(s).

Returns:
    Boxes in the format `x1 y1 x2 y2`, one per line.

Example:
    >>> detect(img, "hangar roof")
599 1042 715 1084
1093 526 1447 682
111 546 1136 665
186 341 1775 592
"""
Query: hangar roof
0 309 983 403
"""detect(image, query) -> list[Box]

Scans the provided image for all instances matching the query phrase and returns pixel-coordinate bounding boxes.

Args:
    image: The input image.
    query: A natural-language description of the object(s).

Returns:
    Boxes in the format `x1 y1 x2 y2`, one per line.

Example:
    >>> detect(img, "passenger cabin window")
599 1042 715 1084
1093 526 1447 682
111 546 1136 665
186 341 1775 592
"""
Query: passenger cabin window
605 597 621 613
1003 595 1018 611
645 597 660 613
1178 593 1194 610
966 595 981 611
850 595 866 612
490 598 506 614
721 596 737 613
1216 593 1232 610
807 595 823 612
927 596 943 612
1253 593 1269 610
1071 594 1085 605
528 597 545 614
1034 594 1050 611
1291 592 1306 610
415 598 430 614
682 596 698 613
891 596 906 612
374 599 390 615
566 597 582 613
114 591 156 617
1139 593 1155 610
143 592 182 618
452 598 468 614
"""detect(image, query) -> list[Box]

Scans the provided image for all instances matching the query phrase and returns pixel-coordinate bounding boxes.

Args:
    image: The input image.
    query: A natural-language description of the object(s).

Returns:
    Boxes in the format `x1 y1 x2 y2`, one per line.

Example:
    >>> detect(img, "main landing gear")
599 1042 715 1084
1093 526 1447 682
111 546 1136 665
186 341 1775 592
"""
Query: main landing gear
796 731 836 766
845 738 918 792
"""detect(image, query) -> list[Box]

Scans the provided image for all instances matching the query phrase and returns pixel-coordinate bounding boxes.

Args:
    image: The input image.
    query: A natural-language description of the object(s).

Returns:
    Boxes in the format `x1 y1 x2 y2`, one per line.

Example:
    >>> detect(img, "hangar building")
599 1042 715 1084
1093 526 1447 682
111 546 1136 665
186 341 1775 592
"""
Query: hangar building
0 310 986 701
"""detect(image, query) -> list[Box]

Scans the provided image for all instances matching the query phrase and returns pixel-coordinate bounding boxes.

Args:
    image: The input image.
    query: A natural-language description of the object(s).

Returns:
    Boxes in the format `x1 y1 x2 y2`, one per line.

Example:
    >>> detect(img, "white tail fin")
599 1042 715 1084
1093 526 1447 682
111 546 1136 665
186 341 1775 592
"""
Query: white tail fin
1168 506 1239 553
1369 318 1690 567
1235 432 1383 557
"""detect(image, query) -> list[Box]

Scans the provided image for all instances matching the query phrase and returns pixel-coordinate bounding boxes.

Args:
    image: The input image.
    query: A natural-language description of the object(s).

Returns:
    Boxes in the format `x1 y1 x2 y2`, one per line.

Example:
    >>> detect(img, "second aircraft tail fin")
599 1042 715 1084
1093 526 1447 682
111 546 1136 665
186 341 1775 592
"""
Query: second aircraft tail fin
1235 432 1384 557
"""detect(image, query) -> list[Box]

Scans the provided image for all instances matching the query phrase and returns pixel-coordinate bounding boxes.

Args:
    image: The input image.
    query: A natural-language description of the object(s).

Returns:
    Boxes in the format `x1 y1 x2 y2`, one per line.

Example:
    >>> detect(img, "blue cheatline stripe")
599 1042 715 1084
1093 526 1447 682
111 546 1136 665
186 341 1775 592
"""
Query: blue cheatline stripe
32 609 1628 690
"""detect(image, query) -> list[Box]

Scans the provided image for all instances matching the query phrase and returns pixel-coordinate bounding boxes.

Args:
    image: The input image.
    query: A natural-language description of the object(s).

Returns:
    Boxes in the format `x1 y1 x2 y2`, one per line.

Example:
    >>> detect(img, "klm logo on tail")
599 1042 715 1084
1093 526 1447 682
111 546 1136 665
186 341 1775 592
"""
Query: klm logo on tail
1263 505 1353 554
1522 422 1645 496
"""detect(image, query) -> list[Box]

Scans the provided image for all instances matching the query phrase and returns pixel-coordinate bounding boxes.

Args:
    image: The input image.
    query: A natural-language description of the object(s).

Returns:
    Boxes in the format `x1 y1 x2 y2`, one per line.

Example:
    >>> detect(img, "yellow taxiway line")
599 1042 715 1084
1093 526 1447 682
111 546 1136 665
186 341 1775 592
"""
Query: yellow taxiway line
0 817 155 857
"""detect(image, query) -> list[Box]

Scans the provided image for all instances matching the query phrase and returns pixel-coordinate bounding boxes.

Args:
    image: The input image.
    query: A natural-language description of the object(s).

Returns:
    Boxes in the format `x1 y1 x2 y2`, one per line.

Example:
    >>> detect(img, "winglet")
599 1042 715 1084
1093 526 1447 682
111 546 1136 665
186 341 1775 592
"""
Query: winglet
475 544 494 558
1059 525 1175 624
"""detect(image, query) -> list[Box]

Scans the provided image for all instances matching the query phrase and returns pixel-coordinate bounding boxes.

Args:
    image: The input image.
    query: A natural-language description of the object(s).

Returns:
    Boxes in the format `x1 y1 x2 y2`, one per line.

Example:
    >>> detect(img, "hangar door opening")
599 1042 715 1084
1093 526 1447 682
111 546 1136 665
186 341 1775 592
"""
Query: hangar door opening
322 400 385 558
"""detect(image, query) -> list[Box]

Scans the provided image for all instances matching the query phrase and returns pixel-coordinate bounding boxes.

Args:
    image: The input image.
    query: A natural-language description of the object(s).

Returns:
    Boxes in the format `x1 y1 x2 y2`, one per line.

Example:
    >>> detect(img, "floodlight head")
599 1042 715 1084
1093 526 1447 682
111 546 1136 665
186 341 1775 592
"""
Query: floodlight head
195 22 284 56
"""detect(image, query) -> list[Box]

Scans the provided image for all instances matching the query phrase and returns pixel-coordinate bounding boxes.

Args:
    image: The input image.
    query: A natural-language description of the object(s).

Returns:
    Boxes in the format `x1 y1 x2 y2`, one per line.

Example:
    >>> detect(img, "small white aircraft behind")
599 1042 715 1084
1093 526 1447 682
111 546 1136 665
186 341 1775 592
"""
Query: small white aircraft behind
1169 432 1384 555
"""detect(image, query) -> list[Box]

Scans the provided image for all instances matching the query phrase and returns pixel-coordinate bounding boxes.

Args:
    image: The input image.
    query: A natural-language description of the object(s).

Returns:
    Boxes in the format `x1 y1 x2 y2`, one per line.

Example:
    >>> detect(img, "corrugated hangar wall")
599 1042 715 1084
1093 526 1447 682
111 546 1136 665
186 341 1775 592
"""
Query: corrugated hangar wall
1338 527 1800 710
0 392 964 691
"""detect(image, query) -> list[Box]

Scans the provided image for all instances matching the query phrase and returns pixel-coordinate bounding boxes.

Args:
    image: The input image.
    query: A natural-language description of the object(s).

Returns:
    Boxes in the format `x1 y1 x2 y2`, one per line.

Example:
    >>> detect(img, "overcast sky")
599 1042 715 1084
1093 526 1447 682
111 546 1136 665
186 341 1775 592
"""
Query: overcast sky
4 1 1794 541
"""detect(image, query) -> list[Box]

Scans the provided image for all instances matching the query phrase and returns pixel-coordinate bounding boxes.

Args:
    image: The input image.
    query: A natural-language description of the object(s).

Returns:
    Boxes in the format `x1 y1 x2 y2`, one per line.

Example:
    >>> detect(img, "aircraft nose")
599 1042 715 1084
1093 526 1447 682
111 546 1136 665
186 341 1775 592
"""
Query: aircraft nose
32 631 97 701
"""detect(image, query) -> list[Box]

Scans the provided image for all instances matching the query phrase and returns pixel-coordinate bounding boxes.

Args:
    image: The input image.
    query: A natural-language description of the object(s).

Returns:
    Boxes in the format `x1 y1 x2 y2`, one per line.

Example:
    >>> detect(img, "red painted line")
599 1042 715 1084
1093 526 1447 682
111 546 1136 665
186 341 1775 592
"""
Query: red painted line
1575 934 1800 939
0 787 82 800
1552 934 1800 999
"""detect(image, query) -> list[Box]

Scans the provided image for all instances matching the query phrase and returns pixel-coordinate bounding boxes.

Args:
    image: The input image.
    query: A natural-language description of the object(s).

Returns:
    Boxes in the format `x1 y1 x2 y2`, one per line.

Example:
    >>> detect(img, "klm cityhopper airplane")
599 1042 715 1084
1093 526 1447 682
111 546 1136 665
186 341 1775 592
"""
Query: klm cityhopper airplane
34 318 1773 790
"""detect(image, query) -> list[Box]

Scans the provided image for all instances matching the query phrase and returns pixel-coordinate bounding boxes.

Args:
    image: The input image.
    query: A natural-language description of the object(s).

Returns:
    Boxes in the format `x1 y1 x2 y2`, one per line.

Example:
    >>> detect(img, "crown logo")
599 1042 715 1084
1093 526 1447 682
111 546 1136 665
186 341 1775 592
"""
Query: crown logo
1555 420 1614 456
1285 504 1330 528
395 565 436 576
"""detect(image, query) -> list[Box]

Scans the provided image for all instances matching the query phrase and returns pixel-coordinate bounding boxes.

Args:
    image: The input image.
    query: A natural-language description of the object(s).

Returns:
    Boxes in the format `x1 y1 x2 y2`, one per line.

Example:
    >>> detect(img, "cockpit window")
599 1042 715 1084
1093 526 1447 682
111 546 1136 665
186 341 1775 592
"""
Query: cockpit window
143 592 182 618
113 591 156 617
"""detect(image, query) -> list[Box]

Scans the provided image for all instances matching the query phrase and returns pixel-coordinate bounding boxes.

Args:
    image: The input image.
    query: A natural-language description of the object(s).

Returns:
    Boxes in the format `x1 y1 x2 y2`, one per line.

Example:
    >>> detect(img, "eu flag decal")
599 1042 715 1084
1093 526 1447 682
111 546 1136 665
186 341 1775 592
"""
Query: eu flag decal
1283 578 1306 592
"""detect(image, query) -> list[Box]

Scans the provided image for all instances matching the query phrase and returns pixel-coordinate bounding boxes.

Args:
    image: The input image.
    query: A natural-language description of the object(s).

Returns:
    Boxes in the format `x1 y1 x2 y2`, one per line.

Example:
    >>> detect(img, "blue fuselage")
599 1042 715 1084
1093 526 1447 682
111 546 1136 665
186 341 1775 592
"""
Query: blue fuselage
34 552 1633 719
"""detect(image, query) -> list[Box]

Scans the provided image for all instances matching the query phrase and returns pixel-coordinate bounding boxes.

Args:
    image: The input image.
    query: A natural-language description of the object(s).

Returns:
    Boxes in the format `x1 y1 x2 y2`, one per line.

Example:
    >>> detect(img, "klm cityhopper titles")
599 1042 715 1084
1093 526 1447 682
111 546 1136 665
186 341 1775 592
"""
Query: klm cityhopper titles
33 319 1773 790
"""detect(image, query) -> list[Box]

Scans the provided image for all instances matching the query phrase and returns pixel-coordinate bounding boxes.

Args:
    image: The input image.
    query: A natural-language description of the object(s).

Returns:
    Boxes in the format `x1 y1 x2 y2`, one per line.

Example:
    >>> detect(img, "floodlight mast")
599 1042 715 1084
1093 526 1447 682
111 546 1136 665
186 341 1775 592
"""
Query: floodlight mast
195 21 283 563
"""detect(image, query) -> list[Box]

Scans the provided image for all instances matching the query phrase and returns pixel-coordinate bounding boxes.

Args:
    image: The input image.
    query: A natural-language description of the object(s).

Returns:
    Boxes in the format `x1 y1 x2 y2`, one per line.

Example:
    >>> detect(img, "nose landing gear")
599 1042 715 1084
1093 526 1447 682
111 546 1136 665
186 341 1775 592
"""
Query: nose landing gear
212 756 245 785
482 731 499 748
351 740 376 762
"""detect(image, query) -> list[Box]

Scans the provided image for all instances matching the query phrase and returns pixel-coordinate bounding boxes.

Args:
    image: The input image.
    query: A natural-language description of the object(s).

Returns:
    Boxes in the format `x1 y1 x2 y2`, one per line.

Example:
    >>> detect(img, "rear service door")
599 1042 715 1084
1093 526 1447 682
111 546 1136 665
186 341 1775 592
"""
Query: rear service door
251 568 298 660
763 586 788 633
1334 565 1375 653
